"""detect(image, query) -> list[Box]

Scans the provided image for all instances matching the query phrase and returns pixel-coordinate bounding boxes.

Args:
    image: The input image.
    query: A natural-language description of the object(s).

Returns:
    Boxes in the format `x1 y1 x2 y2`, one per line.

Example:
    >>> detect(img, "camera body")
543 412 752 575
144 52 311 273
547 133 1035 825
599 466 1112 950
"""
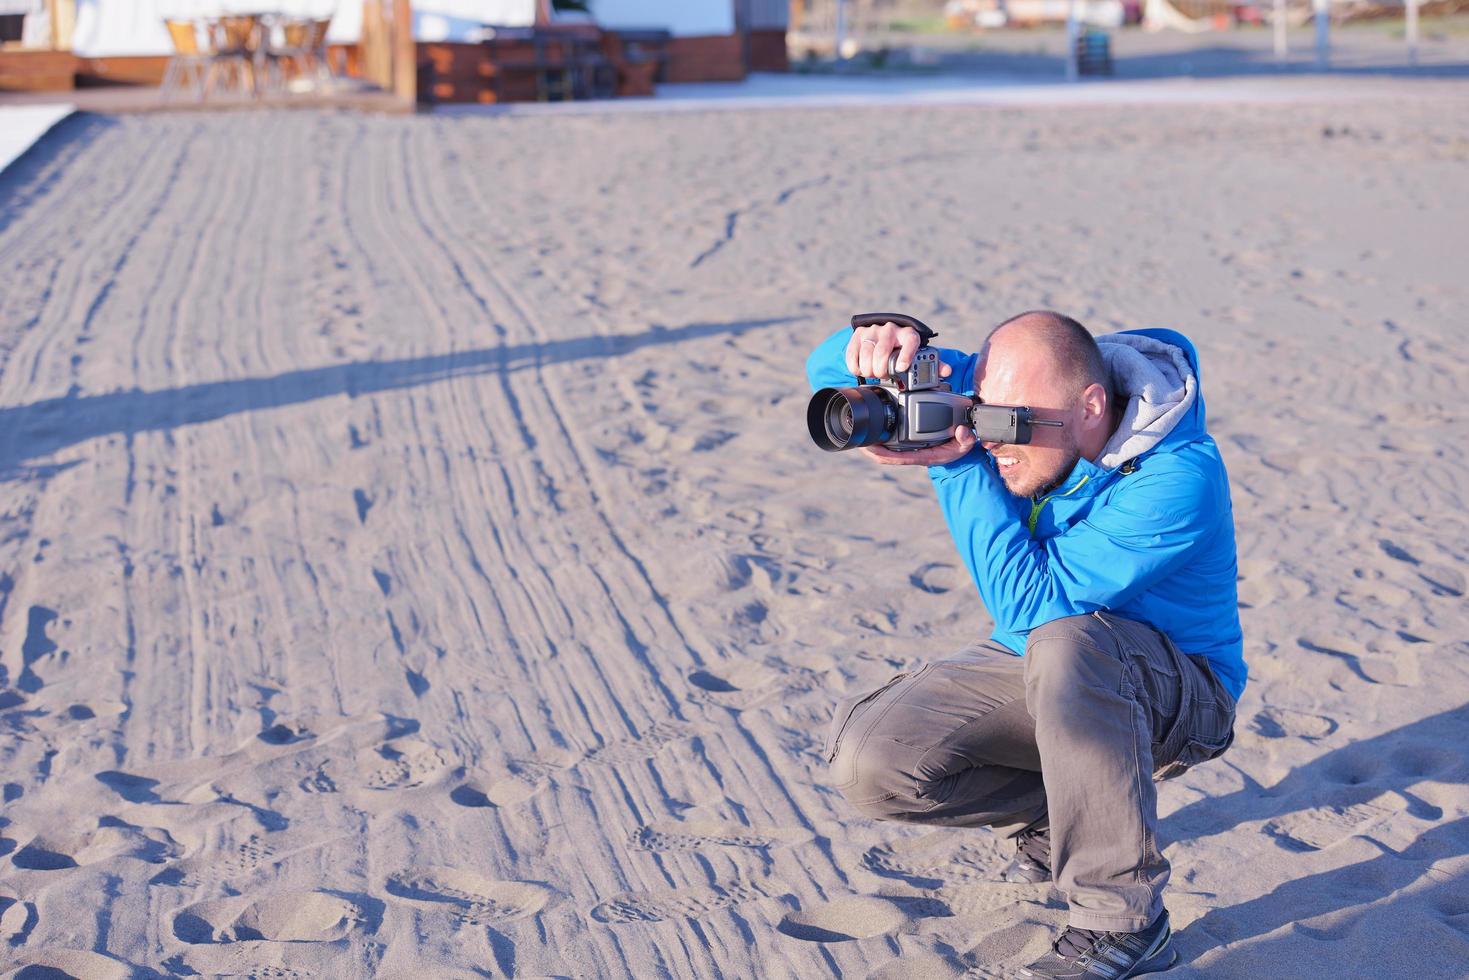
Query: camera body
808 346 974 452
873 348 977 450
807 314 1062 453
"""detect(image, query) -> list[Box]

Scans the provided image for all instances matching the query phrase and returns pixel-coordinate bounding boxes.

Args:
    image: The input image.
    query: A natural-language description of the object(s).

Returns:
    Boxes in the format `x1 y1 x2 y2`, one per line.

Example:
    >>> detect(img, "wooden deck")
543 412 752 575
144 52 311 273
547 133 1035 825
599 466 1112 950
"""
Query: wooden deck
0 80 416 114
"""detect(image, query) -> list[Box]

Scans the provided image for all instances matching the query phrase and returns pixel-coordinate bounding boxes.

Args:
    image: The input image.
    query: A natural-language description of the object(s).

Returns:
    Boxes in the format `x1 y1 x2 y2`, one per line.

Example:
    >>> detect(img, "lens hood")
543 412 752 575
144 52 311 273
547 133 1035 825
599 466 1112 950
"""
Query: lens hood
807 385 896 452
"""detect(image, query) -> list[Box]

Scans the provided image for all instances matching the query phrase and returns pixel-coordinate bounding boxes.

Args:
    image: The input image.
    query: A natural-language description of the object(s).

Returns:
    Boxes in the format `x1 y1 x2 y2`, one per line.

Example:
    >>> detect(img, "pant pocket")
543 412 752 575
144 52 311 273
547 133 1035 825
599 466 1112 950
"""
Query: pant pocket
824 672 908 785
1155 657 1236 780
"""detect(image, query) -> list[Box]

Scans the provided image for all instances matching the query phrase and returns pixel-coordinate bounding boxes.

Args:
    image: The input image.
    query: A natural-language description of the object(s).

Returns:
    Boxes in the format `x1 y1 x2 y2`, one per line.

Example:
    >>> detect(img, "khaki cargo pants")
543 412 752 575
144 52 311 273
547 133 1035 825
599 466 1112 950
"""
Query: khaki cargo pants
824 612 1237 932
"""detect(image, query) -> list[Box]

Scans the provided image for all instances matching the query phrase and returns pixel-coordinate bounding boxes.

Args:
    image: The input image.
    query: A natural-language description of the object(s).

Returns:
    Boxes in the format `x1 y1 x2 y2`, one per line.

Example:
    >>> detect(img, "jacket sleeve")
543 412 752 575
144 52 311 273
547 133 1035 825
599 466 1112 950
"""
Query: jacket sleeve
928 452 1215 635
806 326 980 393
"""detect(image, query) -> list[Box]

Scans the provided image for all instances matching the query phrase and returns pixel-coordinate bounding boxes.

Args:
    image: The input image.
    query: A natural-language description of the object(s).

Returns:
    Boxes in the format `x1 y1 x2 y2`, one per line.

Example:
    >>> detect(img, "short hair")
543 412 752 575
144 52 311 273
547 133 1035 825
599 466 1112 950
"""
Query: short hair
987 309 1108 398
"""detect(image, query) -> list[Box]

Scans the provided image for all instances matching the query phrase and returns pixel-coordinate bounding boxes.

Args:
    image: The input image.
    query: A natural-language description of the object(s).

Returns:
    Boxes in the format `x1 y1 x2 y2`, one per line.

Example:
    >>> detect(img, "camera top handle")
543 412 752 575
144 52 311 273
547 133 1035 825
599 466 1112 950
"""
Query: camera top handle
850 312 938 344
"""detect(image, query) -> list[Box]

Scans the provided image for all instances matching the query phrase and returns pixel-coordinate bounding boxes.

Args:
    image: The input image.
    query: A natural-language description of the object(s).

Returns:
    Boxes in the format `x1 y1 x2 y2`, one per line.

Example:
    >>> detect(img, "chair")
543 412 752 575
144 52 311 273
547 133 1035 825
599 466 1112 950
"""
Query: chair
160 20 211 101
204 15 263 97
268 16 336 94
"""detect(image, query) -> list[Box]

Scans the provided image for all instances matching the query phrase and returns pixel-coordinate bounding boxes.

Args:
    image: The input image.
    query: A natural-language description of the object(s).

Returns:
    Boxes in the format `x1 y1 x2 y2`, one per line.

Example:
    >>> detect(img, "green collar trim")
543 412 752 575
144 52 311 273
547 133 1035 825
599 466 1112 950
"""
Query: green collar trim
1027 474 1092 536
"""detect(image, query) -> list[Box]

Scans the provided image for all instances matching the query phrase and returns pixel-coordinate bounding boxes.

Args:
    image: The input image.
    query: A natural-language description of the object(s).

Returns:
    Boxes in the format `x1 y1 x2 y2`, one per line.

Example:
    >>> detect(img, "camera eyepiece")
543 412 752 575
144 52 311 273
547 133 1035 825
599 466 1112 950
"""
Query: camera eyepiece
807 386 898 452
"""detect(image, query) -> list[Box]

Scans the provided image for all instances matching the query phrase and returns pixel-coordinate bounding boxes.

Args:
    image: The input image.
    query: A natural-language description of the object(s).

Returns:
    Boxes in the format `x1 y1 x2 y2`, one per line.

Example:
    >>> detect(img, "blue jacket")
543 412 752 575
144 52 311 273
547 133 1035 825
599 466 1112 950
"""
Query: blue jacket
806 326 1246 702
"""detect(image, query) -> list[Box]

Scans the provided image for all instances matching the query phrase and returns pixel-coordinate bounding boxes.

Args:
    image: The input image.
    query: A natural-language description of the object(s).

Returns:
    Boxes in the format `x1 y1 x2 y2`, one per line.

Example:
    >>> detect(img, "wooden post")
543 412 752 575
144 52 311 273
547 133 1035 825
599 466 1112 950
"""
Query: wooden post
392 0 415 103
362 1 390 89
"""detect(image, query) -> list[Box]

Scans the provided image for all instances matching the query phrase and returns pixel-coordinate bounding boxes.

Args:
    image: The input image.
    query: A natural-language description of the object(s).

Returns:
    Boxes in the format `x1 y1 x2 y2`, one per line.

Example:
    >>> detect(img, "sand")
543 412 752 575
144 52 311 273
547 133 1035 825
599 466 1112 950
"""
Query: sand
0 90 1466 978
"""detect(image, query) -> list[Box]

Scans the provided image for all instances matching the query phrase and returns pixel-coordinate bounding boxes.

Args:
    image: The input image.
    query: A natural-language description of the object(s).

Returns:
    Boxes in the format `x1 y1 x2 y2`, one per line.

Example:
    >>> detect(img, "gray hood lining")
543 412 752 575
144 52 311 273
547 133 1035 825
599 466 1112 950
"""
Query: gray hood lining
1096 333 1197 471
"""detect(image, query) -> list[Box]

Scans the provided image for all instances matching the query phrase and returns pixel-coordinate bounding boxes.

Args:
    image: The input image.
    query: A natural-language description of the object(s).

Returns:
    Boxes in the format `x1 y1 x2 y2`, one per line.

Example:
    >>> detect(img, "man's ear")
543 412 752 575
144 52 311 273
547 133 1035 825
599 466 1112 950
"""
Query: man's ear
1081 382 1109 428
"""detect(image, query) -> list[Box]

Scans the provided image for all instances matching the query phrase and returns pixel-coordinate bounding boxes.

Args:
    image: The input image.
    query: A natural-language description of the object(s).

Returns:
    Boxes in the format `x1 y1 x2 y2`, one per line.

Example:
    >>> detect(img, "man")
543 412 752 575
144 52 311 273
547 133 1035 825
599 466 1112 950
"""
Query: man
804 311 1244 978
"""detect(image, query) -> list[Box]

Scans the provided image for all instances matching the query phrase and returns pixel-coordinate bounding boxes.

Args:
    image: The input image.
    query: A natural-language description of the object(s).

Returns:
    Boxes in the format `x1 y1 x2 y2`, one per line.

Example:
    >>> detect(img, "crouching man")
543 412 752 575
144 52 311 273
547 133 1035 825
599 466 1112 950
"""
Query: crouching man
805 311 1245 978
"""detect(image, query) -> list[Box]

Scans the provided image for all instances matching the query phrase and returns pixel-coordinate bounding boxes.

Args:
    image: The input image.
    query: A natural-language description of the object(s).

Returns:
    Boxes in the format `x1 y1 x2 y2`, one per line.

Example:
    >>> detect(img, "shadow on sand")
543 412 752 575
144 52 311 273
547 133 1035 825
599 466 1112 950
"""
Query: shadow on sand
1169 701 1469 970
0 112 120 239
0 315 799 480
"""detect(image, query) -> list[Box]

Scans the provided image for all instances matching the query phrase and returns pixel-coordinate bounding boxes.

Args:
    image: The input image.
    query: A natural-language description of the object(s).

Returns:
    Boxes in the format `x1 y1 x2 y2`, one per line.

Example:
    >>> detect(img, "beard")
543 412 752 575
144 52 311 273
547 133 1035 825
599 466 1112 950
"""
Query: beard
993 445 1082 499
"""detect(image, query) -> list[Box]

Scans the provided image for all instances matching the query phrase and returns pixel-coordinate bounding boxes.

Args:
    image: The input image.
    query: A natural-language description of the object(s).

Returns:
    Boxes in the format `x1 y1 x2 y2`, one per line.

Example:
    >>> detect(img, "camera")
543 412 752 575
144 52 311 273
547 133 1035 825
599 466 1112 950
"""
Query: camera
806 313 1062 453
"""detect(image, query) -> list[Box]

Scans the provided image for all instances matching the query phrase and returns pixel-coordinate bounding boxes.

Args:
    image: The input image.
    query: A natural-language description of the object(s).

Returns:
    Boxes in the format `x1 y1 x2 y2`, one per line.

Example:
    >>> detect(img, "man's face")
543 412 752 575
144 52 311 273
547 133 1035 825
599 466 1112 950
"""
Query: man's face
975 335 1085 499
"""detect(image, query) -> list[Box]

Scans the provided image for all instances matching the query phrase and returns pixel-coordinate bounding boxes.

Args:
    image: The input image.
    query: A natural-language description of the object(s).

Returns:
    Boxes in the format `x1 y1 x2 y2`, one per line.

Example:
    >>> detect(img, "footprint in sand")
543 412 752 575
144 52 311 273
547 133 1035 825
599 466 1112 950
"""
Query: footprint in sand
1 948 137 979
1417 563 1467 599
860 831 1006 887
364 738 452 790
10 818 181 871
1377 538 1467 598
173 890 367 944
0 888 36 946
582 721 700 767
630 819 810 852
721 553 783 592
776 895 952 942
1386 742 1459 779
449 774 543 809
1263 797 1396 851
1235 558 1311 609
909 562 959 595
152 825 331 889
1297 634 1418 687
58 699 127 723
385 868 555 925
589 878 776 925
853 608 900 635
256 722 314 746
1249 706 1338 740
297 766 337 794
449 749 578 809
94 770 162 804
686 660 811 711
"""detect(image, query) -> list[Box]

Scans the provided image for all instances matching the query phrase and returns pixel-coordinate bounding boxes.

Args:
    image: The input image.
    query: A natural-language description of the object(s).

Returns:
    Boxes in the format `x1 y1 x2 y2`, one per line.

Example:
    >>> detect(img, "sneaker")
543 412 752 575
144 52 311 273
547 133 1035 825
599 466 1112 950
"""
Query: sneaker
1016 910 1176 979
1002 826 1052 883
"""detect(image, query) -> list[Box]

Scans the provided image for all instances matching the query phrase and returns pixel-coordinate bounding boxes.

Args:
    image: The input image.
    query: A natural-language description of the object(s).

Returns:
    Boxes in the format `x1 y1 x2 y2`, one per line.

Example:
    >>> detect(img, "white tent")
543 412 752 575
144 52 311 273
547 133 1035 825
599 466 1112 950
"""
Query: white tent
67 1 539 56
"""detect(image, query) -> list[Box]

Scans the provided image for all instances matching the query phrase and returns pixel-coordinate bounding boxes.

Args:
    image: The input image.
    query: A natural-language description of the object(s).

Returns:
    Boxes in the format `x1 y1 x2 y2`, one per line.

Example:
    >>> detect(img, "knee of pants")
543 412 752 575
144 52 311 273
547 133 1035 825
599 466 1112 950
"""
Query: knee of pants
1023 614 1117 716
829 735 919 819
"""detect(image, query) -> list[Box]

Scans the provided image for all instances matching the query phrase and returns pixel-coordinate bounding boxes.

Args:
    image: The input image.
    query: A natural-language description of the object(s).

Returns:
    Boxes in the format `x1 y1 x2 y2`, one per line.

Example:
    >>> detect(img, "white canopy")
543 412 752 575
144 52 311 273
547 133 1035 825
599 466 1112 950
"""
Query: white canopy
68 1 543 56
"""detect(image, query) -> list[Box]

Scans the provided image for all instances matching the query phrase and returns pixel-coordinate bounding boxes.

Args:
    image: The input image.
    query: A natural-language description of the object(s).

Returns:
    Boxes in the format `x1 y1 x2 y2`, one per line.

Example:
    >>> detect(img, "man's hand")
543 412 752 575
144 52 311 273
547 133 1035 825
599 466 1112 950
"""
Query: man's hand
845 320 954 381
860 426 978 466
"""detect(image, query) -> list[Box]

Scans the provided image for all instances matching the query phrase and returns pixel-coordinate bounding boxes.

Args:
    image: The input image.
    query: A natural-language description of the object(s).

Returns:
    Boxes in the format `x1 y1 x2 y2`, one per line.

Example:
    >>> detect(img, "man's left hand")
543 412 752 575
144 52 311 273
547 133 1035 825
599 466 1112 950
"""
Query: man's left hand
860 426 978 466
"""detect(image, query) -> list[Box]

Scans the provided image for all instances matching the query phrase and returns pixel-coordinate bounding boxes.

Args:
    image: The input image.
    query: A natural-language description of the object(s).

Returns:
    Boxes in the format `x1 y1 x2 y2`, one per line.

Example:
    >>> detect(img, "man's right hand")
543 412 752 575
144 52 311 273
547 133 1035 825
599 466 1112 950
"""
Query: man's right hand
845 321 953 382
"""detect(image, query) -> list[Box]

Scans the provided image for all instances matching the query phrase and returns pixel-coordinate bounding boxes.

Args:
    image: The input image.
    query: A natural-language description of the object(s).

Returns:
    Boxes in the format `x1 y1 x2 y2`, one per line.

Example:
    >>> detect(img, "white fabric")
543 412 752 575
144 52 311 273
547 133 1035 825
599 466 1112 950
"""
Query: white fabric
1095 333 1197 471
1142 0 1214 34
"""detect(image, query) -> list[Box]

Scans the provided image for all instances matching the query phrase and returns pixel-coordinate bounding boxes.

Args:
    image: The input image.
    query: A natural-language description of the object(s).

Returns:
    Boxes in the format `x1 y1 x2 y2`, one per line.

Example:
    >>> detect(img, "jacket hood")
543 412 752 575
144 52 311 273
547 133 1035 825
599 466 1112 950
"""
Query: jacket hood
1095 329 1204 470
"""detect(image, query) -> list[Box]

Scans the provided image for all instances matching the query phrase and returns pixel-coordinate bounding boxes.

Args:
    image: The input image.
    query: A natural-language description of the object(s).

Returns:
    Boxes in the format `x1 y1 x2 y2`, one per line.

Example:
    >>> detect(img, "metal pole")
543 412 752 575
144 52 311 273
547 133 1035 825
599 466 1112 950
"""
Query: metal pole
834 0 847 60
1406 0 1419 66
1065 0 1079 81
1273 0 1287 59
1313 0 1330 68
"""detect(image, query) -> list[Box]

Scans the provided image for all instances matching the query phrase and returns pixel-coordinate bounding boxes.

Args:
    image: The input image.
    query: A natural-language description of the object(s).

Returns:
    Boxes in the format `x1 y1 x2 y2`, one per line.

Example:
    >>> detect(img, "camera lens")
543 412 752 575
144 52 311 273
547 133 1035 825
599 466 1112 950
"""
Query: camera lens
807 386 897 452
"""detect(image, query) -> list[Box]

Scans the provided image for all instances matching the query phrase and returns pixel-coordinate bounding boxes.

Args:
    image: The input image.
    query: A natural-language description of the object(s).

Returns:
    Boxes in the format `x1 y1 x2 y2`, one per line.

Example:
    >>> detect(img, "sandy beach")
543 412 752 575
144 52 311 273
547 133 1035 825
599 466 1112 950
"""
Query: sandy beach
0 88 1467 977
